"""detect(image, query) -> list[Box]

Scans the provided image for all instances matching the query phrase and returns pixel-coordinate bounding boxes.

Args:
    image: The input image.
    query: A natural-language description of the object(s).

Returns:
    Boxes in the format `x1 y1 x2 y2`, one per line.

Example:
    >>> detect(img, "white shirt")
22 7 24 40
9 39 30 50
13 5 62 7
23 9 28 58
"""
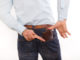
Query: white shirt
0 0 69 35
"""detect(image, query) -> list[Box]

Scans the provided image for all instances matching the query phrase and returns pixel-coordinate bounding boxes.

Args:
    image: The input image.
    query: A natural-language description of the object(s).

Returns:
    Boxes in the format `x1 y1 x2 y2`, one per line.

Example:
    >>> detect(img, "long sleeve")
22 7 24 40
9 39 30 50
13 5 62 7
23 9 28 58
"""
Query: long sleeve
57 0 70 21
0 0 27 36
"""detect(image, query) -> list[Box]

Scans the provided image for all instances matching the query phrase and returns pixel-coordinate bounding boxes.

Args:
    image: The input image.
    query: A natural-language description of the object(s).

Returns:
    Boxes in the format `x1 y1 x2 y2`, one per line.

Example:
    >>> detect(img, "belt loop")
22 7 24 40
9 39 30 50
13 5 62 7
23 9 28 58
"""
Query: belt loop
32 25 35 29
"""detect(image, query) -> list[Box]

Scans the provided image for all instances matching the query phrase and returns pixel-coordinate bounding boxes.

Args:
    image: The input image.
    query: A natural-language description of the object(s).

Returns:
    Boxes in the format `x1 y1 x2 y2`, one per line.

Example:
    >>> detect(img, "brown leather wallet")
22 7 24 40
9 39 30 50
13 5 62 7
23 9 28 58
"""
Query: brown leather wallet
42 29 53 41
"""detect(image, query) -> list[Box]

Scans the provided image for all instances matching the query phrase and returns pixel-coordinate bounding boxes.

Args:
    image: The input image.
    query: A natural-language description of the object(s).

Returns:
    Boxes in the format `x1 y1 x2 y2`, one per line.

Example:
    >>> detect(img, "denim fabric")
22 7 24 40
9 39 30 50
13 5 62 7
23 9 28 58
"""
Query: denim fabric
17 28 61 60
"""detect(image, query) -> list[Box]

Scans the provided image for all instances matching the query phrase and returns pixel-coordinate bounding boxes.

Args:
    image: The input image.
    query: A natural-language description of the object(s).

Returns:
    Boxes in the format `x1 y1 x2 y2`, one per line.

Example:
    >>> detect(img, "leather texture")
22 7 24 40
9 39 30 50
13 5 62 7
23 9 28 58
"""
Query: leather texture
42 29 53 41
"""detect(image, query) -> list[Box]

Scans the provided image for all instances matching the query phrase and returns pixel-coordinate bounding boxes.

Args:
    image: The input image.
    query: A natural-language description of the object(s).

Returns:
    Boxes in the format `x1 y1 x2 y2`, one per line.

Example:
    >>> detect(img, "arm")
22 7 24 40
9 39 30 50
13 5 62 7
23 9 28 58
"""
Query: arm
48 0 71 38
0 0 27 36
0 0 46 42
58 0 70 21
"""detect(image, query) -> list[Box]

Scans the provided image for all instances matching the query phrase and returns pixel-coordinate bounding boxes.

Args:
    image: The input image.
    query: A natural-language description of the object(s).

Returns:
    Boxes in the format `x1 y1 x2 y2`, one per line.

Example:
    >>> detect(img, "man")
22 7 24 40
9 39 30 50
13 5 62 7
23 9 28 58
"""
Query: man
0 0 70 60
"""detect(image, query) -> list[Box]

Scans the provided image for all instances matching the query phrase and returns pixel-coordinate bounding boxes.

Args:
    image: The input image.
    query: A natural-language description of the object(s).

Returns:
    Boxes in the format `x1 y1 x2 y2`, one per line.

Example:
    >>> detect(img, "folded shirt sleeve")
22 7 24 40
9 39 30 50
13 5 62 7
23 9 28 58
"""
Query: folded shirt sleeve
0 0 27 36
57 0 70 21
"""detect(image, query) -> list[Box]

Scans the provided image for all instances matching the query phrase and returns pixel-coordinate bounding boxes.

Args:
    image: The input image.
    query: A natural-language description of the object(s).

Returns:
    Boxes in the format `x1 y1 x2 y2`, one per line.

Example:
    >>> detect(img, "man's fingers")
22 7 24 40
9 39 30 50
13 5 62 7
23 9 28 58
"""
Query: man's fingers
66 31 71 35
27 31 36 40
48 22 61 30
30 34 35 40
25 36 31 41
63 33 68 38
24 34 34 41
34 35 45 42
32 32 46 42
47 25 57 30
60 32 69 38
61 33 65 38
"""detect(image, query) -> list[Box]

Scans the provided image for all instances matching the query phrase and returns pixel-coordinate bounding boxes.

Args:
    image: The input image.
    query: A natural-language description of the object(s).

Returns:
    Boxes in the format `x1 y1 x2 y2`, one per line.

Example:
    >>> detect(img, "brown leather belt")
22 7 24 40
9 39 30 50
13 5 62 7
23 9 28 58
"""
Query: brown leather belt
24 24 53 29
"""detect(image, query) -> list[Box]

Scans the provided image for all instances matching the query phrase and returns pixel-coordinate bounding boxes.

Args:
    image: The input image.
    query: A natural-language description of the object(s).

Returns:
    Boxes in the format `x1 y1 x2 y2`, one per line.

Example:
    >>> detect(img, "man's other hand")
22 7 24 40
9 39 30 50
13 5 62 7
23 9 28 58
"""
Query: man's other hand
22 29 46 42
47 19 71 38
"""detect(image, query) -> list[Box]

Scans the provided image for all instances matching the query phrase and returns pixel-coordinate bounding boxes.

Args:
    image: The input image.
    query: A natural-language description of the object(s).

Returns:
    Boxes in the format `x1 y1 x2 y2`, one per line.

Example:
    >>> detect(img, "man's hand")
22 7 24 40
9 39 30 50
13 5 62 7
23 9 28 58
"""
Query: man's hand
22 29 46 42
47 19 71 38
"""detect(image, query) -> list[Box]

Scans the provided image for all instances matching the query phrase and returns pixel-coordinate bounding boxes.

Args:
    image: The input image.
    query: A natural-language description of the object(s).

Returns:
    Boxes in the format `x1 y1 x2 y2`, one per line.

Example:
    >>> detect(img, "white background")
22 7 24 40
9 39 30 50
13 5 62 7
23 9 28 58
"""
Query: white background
0 0 80 60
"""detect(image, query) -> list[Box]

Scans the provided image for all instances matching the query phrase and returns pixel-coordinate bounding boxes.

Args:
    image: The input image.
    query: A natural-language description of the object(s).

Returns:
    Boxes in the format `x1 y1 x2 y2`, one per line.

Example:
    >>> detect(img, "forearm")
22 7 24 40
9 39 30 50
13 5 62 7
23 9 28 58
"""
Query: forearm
0 12 27 35
0 0 27 36
58 0 70 21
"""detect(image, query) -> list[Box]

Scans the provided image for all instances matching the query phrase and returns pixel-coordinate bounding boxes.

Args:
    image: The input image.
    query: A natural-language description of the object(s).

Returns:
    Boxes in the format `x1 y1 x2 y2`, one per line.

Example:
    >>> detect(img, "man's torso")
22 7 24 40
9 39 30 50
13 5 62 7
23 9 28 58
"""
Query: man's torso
13 0 55 25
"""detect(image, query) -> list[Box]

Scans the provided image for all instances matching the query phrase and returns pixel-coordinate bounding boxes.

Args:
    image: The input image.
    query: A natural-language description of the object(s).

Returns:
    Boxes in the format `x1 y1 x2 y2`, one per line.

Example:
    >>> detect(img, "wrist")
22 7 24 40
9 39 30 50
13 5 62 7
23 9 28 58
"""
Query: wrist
22 29 27 36
22 29 32 36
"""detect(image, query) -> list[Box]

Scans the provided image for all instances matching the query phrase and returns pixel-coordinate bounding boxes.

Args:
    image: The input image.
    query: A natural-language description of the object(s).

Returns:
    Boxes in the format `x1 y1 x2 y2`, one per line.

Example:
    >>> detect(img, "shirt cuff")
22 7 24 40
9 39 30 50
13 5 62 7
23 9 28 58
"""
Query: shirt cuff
17 25 27 36
58 9 68 21
58 16 67 21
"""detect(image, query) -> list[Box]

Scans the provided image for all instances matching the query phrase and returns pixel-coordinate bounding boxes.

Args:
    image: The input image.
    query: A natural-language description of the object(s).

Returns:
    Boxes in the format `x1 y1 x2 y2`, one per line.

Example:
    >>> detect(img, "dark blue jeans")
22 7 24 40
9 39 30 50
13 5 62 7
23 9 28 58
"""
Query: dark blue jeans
17 28 61 60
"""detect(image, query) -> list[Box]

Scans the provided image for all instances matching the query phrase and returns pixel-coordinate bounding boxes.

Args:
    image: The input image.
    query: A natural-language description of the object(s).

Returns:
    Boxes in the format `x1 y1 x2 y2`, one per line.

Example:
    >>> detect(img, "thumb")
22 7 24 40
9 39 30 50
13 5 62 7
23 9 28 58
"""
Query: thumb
47 25 57 30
